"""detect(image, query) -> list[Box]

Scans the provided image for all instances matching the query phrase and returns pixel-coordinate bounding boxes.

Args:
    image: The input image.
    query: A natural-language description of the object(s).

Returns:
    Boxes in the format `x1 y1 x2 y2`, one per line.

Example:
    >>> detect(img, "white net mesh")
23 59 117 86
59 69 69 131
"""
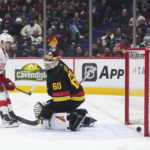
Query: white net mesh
128 50 145 125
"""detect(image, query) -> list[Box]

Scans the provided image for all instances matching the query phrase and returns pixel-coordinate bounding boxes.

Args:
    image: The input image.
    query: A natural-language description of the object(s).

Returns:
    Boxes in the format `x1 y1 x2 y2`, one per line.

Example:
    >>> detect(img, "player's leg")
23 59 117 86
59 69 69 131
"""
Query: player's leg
4 90 18 120
47 101 86 131
0 91 18 127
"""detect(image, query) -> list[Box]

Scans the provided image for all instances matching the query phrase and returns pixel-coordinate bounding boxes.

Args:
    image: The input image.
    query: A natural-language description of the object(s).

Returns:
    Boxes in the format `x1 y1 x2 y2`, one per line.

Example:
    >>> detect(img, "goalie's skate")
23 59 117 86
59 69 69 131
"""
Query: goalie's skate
81 117 97 127
70 114 86 131
2 114 19 128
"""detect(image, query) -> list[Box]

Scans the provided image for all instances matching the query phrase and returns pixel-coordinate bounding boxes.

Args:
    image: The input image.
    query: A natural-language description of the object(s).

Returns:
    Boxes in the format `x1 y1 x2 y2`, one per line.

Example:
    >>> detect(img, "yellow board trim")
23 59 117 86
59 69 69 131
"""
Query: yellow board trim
12 86 125 95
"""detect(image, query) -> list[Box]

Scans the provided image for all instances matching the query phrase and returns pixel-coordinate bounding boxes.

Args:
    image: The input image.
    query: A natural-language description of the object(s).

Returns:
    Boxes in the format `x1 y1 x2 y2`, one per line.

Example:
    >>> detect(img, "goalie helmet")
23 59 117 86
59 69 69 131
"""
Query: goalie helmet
43 52 60 70
0 33 14 44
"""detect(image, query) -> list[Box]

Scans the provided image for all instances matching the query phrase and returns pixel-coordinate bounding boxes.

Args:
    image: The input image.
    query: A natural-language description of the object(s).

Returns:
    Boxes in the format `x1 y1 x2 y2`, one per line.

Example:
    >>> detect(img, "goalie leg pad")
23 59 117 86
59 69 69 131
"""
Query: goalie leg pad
41 112 70 131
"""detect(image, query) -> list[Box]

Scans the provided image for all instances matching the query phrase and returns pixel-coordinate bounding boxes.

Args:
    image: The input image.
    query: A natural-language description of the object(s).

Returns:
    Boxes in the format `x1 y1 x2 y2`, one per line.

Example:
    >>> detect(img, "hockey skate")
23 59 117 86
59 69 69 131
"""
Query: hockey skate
69 113 86 131
81 117 97 127
2 114 19 128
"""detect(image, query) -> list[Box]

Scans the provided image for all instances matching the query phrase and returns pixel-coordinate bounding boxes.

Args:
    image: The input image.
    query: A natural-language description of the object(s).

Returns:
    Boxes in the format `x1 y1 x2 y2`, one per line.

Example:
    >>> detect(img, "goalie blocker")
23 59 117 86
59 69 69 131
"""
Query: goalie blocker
41 109 97 131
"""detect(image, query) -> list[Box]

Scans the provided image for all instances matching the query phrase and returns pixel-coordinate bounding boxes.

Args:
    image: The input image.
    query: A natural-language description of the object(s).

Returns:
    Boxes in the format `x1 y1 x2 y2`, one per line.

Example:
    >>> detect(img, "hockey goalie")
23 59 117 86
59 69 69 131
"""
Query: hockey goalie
33 52 97 131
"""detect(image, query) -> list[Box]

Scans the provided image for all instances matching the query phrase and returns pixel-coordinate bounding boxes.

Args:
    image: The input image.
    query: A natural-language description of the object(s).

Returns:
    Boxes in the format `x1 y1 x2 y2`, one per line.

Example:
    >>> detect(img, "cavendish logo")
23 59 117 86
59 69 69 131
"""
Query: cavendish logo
15 63 46 81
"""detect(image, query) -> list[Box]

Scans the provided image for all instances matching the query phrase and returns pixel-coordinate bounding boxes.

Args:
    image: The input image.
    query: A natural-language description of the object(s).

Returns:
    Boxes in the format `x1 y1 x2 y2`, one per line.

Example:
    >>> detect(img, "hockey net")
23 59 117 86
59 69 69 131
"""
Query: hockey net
125 48 150 136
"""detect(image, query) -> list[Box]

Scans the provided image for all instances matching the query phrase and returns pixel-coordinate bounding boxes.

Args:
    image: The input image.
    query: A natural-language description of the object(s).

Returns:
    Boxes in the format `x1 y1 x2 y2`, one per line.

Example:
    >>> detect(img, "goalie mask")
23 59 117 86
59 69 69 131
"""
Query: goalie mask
44 52 60 70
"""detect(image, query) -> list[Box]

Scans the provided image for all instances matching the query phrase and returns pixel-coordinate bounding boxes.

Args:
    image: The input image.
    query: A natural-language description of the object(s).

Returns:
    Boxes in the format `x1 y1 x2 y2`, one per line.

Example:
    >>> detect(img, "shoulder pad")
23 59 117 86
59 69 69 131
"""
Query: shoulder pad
63 65 69 73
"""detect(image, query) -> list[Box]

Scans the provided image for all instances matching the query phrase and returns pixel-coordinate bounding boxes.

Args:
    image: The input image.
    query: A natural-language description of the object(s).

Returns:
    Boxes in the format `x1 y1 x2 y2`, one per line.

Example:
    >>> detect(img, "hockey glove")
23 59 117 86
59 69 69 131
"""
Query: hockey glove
34 102 46 119
0 74 6 91
0 74 6 82
0 83 4 91
3 78 16 91
34 101 53 120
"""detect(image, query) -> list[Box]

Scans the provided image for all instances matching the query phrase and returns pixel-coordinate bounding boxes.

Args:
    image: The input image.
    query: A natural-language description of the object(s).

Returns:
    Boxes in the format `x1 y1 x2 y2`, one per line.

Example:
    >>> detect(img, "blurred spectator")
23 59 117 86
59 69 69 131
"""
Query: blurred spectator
29 7 39 20
61 10 69 23
67 5 75 19
35 13 43 28
136 19 147 35
11 17 24 37
30 30 43 45
137 0 150 20
21 37 32 52
56 22 71 54
116 9 130 33
78 2 88 21
9 0 20 19
113 36 131 57
92 0 104 27
136 28 144 46
92 37 105 57
68 12 84 44
8 44 22 58
3 13 13 24
112 27 126 44
101 30 114 46
21 18 42 37
47 28 58 50
28 44 40 57
0 0 8 17
35 0 43 13
129 10 146 27
0 18 3 34
100 36 114 57
73 46 86 57
2 19 13 34
143 26 150 47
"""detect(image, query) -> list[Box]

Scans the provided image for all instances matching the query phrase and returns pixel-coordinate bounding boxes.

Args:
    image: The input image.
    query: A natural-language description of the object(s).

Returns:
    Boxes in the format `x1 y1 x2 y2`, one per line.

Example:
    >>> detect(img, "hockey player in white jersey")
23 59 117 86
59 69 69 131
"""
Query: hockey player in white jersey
0 33 19 128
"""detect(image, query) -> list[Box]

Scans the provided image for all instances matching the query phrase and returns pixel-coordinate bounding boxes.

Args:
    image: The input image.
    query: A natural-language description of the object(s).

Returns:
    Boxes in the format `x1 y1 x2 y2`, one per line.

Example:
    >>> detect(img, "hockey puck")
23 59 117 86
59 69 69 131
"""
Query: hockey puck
136 127 141 132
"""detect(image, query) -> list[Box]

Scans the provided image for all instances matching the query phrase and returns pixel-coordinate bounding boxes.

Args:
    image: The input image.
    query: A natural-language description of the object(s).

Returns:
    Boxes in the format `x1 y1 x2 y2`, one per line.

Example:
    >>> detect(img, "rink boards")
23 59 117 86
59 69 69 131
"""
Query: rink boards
5 58 143 95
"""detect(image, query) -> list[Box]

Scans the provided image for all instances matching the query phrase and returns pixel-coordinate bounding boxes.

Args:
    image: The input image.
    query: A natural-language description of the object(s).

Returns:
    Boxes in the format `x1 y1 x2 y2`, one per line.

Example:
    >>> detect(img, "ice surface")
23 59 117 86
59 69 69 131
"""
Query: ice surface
0 93 150 150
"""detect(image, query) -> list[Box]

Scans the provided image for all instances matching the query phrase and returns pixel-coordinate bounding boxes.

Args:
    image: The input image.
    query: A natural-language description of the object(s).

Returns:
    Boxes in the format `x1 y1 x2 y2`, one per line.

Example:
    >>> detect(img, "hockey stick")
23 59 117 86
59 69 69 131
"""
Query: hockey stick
16 115 40 126
15 88 32 95
15 86 36 96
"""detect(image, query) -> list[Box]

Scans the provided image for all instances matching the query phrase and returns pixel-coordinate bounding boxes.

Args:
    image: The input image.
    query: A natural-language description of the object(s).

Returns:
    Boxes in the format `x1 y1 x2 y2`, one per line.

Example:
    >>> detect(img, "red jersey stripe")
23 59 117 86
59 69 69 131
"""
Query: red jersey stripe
52 91 70 97
70 91 84 97
0 100 7 106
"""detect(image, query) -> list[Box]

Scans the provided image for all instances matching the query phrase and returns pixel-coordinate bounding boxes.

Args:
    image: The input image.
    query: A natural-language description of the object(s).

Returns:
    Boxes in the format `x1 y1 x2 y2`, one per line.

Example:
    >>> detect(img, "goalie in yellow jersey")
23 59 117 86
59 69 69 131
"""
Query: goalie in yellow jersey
34 52 96 131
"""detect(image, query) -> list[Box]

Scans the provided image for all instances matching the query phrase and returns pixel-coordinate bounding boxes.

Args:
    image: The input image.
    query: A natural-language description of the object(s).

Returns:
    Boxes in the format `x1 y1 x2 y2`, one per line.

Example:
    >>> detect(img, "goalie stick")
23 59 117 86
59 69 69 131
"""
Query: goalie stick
80 67 96 83
15 86 36 96
16 115 40 126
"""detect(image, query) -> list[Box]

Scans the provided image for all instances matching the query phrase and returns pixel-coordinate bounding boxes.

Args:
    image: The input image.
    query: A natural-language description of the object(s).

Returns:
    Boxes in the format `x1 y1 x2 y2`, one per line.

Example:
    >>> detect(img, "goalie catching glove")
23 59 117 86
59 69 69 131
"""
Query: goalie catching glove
34 100 53 120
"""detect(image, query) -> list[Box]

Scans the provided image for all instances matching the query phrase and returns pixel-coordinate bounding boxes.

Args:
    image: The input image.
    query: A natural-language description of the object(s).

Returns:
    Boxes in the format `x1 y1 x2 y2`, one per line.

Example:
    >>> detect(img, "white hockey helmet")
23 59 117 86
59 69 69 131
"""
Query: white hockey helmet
44 52 60 70
0 33 14 44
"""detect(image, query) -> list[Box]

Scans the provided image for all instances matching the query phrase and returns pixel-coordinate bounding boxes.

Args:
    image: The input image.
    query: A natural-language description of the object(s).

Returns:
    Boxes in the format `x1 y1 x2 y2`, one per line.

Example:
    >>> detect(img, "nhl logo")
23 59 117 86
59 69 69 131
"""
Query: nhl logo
82 63 97 81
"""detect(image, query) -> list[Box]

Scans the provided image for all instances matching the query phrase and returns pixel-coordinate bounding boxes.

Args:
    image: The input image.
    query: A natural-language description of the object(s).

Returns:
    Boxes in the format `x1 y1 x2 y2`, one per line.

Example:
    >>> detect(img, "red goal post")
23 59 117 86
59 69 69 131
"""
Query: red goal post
125 48 150 136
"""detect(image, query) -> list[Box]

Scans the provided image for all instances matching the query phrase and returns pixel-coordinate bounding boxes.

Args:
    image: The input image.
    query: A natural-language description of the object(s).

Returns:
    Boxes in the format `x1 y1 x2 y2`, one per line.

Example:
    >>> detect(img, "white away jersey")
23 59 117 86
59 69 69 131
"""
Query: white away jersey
0 48 8 74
